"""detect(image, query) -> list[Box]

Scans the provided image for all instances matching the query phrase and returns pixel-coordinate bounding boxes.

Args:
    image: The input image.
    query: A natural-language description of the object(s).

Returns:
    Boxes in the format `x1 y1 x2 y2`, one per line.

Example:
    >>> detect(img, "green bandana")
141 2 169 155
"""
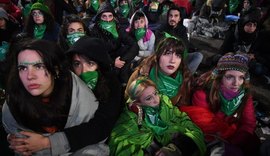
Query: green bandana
143 105 168 135
66 32 85 46
120 4 130 18
34 24 46 39
79 71 99 90
0 41 9 61
229 0 240 14
149 2 159 12
110 0 117 8
220 89 245 116
90 0 99 12
149 67 183 98
162 5 169 15
134 28 146 41
99 20 119 39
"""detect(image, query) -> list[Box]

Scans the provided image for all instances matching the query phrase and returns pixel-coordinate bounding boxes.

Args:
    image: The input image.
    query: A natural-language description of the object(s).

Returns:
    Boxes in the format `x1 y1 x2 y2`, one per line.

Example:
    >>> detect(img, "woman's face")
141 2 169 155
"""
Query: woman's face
100 12 114 22
72 54 98 75
244 22 257 33
134 17 146 29
18 49 54 97
32 10 44 25
0 18 6 29
159 49 181 75
221 70 245 92
138 86 160 107
68 22 85 34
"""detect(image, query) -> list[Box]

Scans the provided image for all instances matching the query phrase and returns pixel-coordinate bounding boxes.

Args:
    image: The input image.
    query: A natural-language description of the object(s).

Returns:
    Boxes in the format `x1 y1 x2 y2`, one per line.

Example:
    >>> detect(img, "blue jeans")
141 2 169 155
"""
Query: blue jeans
187 52 203 74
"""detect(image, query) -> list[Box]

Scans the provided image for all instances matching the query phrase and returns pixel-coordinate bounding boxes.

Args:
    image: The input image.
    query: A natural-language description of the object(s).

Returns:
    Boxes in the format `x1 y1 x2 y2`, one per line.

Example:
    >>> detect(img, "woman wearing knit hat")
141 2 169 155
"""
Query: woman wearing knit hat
180 52 261 156
24 0 60 41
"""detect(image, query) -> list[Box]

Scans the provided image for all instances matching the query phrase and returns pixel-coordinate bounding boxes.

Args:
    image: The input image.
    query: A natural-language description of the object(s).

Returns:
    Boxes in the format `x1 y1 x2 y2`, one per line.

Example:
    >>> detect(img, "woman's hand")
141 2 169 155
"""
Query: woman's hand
8 131 51 155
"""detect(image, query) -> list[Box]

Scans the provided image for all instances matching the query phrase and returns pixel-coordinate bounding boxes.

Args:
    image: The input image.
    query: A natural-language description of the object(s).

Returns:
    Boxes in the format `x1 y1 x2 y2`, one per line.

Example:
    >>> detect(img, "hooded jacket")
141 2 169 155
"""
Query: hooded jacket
127 11 155 61
89 2 139 64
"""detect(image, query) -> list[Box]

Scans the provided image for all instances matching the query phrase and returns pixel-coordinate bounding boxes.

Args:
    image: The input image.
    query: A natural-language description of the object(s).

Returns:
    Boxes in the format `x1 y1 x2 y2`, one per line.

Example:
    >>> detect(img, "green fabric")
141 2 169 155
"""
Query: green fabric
31 0 50 14
120 4 130 18
23 3 32 17
79 71 98 90
66 32 85 46
34 24 46 39
220 89 245 116
162 5 169 15
229 0 240 14
149 67 183 98
143 106 168 135
90 0 99 12
109 95 206 156
0 41 9 61
135 28 146 41
99 20 119 39
110 0 117 8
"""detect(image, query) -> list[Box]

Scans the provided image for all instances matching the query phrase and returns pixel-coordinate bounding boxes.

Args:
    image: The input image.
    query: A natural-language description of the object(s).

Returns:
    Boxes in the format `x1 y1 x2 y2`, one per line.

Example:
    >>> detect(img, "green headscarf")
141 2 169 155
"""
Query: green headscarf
79 71 99 90
134 28 146 41
99 20 119 39
34 24 46 39
66 32 85 46
149 67 183 98
120 4 130 18
220 89 245 116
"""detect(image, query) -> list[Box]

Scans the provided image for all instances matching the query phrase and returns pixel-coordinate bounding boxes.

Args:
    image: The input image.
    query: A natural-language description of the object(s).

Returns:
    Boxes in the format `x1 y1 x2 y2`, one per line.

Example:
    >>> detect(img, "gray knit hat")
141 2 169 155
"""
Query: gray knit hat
0 8 8 20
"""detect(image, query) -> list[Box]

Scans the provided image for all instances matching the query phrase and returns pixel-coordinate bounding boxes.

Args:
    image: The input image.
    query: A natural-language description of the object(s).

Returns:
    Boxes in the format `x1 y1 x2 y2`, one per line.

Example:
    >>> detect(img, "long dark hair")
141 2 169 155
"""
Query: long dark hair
6 39 72 132
138 37 193 106
25 10 56 38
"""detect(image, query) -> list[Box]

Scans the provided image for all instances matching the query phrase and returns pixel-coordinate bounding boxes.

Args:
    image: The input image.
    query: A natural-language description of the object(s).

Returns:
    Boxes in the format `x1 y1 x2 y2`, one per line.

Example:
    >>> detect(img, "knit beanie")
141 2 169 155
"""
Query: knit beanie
0 8 8 20
30 0 50 14
216 53 249 73
67 36 112 70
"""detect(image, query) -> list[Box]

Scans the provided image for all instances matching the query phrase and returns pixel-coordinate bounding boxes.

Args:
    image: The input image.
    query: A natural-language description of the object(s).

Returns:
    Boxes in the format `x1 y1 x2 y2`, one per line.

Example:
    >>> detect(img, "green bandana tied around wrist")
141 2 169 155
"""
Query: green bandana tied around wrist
120 4 130 18
142 105 168 135
79 71 99 90
149 67 183 98
220 89 245 116
34 24 46 39
99 20 119 39
67 32 85 46
134 28 146 41
90 0 99 12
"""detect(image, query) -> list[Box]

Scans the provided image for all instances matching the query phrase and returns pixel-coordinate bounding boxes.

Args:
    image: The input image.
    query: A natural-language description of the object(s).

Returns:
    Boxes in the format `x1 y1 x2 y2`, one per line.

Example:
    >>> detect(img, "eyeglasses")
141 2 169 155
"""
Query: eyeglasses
31 11 43 17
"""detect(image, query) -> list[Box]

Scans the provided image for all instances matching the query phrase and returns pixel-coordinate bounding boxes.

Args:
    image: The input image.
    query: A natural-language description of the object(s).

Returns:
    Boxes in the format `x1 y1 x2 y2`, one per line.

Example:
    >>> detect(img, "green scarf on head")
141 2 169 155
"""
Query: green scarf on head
149 67 183 98
220 89 245 116
134 28 146 41
90 0 99 12
99 20 119 39
143 105 168 135
34 24 46 39
66 32 85 46
120 4 130 18
79 71 99 90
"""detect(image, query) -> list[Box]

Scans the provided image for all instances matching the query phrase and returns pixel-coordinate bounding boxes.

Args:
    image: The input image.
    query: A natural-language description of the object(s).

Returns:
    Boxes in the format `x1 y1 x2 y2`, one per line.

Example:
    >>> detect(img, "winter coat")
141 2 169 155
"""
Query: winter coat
2 72 109 156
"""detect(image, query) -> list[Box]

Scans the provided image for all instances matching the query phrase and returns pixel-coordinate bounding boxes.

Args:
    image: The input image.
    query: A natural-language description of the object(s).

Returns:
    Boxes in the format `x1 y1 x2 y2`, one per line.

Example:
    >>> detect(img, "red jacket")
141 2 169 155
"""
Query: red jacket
180 89 256 144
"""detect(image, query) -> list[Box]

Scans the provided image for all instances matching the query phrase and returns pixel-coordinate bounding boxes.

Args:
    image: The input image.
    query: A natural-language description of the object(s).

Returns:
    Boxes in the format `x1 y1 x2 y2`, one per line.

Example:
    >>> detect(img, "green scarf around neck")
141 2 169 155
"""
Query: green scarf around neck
79 71 99 90
142 105 168 135
66 32 85 46
149 67 183 98
34 24 46 39
134 28 146 41
99 20 119 39
220 89 245 116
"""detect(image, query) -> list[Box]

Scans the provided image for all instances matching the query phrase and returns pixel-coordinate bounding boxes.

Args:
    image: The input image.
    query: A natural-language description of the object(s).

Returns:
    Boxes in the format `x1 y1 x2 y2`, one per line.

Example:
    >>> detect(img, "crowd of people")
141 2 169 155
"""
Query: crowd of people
0 0 270 155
